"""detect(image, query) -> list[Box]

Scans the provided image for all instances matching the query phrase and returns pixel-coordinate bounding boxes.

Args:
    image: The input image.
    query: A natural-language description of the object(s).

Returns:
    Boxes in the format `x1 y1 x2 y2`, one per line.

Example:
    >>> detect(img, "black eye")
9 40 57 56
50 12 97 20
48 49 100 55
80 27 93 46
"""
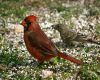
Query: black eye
24 19 31 26
27 21 31 25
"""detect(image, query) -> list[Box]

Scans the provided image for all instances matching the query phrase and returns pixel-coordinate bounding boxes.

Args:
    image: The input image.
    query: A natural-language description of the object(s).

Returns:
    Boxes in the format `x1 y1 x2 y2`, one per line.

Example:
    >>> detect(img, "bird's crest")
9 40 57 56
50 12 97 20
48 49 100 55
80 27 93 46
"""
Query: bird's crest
25 15 37 21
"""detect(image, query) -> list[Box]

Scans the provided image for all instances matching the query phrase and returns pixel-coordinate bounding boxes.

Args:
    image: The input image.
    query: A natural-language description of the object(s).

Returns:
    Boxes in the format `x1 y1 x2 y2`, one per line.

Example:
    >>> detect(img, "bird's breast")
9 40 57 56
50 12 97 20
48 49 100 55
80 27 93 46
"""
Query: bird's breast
24 33 44 60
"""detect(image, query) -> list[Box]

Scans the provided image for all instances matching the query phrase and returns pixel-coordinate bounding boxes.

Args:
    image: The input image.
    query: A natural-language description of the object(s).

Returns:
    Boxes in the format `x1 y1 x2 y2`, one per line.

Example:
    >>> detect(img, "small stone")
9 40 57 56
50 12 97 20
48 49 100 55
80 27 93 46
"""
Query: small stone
41 69 53 78
14 25 23 33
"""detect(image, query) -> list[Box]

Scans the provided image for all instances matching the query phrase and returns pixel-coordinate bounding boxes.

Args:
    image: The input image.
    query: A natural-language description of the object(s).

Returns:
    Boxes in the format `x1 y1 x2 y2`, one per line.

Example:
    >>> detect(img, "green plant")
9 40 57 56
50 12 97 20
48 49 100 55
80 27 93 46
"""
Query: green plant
78 60 100 80
60 6 83 20
95 23 100 34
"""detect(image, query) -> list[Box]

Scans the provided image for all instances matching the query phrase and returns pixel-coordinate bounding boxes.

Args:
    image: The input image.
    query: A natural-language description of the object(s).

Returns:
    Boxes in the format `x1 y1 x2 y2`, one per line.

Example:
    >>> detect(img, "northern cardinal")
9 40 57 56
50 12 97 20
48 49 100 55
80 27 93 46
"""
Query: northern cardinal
52 24 100 46
21 15 82 65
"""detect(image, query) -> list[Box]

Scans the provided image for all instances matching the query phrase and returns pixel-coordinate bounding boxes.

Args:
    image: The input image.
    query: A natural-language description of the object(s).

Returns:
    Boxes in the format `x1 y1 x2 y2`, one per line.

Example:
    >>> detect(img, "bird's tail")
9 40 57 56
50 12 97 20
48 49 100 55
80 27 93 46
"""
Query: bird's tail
86 39 100 45
58 52 82 65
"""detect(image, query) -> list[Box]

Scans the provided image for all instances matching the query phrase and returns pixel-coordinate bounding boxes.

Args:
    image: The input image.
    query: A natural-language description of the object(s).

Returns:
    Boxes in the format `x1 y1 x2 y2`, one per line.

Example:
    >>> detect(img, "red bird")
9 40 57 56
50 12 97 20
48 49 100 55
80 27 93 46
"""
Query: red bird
21 15 82 65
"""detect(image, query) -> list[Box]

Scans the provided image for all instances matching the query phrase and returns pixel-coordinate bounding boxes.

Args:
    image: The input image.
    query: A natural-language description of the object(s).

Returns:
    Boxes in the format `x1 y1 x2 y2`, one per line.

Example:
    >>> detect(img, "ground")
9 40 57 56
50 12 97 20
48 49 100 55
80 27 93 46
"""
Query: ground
0 0 100 80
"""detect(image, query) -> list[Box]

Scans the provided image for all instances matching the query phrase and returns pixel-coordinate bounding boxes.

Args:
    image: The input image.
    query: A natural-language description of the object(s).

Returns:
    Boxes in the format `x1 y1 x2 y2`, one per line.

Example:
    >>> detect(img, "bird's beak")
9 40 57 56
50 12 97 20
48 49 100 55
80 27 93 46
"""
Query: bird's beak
20 21 26 27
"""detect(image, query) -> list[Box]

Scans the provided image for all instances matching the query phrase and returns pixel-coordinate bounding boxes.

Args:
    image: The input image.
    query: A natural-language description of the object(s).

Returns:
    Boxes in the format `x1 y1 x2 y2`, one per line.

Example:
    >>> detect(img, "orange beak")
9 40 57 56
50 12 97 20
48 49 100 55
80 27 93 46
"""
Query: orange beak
21 20 26 27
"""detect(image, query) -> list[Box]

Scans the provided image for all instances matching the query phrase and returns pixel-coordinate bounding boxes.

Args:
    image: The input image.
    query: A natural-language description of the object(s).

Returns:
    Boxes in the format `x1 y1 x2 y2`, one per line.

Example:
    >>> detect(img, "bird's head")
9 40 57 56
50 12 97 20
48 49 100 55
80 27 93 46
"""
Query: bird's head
21 15 37 31
52 24 63 32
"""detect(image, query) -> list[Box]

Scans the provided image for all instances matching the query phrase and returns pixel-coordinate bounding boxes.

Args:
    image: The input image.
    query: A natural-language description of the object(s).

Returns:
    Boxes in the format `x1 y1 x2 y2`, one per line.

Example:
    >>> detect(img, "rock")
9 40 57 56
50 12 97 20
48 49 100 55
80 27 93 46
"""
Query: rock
41 69 53 78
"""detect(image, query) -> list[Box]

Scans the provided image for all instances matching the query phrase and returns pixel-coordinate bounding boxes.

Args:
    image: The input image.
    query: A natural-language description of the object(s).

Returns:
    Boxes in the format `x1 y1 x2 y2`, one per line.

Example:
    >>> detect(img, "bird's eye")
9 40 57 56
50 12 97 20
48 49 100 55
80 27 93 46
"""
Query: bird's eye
24 19 31 26
27 21 31 25
26 21 31 26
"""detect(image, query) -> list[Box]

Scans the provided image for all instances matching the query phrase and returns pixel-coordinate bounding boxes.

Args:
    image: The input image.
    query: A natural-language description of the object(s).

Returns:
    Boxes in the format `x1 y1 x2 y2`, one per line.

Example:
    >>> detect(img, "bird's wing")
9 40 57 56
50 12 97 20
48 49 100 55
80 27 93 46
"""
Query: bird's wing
27 29 58 55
